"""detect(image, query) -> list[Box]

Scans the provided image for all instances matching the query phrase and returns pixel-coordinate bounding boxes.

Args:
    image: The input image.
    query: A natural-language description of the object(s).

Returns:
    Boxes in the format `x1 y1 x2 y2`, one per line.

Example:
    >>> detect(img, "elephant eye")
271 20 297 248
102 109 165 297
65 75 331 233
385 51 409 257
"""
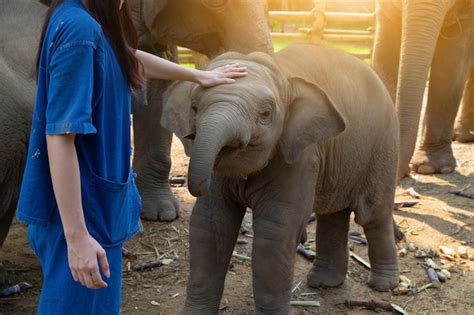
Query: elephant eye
258 110 272 124
191 100 198 113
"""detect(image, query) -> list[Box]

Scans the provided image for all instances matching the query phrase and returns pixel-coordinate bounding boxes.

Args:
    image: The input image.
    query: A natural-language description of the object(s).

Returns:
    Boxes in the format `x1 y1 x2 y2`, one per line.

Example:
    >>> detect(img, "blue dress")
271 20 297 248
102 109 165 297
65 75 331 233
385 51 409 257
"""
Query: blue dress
16 0 141 313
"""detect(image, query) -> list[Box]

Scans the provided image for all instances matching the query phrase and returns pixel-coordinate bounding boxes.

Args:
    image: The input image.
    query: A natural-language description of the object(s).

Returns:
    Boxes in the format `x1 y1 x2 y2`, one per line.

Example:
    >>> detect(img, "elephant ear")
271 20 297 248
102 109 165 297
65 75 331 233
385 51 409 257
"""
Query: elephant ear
142 0 168 30
280 77 346 164
161 81 197 156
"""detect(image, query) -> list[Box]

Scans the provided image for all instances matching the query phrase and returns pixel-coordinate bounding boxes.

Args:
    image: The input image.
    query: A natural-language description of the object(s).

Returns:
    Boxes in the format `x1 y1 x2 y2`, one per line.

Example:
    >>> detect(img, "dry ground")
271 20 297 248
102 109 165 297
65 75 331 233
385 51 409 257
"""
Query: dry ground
0 126 474 314
1 137 473 314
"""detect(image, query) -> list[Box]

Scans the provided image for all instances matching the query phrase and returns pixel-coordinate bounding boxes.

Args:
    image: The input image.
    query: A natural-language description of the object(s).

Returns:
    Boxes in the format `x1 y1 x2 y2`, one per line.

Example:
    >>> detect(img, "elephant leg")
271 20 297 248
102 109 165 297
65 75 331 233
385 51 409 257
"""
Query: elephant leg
454 69 474 142
0 205 15 248
307 209 350 289
411 34 471 174
372 7 401 103
0 172 21 247
358 213 398 292
0 194 14 288
0 263 7 288
182 191 246 314
133 78 180 221
251 203 312 315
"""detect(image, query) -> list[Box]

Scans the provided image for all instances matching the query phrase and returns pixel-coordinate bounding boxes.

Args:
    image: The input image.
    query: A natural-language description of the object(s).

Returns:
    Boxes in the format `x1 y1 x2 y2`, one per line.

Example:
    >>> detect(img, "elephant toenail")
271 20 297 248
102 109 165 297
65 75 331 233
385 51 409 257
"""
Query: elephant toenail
416 165 435 174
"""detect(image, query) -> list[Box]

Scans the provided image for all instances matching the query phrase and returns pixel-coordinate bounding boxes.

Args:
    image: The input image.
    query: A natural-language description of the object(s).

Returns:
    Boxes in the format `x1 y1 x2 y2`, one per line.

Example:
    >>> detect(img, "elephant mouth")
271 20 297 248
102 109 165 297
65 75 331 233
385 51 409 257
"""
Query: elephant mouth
184 133 196 141
213 141 270 177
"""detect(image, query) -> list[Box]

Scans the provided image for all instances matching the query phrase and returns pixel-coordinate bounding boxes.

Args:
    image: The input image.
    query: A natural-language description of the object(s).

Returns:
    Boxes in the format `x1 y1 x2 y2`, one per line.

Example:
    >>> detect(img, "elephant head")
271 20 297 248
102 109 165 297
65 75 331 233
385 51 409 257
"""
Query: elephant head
162 52 346 196
393 0 470 176
129 0 274 57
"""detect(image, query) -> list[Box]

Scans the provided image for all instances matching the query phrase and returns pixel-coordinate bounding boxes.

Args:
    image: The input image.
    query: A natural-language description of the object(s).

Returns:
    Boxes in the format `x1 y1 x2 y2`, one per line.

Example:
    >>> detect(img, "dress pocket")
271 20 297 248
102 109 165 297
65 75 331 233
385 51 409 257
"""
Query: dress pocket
83 171 141 247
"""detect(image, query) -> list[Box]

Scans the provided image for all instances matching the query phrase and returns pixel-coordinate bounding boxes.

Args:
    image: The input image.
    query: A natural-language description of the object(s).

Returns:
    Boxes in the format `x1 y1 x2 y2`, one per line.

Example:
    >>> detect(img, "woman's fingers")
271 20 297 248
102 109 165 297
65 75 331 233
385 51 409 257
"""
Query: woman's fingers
71 268 80 283
83 271 96 289
215 64 247 74
221 65 246 71
221 71 247 78
90 268 108 289
98 249 110 278
77 270 87 287
219 78 236 84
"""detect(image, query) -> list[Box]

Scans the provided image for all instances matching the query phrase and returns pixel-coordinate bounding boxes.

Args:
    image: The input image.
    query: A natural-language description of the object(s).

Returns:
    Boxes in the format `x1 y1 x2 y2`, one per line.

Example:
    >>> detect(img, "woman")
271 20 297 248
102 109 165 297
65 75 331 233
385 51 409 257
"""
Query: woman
16 0 246 313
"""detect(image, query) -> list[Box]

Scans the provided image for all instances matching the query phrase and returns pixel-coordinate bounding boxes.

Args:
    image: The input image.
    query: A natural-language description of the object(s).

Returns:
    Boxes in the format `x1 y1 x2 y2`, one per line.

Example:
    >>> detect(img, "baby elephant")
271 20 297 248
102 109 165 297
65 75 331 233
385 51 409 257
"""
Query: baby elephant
162 43 399 314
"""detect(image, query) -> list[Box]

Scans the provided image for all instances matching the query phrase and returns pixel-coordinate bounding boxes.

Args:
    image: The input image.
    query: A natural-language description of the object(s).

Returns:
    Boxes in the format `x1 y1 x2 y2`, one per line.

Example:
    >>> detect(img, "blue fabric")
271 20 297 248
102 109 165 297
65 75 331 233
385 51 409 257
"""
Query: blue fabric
17 0 141 247
27 216 123 315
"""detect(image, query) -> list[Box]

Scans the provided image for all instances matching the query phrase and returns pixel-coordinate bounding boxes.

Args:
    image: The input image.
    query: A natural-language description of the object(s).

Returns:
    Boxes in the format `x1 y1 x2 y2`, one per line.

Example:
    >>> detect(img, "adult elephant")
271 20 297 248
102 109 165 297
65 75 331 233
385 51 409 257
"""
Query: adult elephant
0 0 44 247
128 0 274 221
372 0 474 178
0 0 45 287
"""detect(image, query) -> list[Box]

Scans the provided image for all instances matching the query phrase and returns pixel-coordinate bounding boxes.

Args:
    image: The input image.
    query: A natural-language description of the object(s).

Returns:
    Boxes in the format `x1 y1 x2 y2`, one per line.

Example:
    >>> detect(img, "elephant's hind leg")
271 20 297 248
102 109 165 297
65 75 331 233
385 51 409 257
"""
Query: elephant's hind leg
307 209 350 288
454 69 474 143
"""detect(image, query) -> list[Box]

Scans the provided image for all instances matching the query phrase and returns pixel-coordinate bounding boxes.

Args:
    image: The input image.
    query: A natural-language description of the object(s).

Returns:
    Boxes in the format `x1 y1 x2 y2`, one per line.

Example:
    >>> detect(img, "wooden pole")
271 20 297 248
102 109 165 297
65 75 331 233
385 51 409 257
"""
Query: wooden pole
281 0 290 33
309 0 326 43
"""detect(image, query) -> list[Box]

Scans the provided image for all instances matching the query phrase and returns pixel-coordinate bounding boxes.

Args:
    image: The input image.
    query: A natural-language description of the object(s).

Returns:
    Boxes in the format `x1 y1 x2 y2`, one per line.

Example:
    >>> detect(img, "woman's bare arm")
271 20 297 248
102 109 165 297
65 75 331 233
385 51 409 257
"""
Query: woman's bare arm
46 134 110 289
135 49 246 87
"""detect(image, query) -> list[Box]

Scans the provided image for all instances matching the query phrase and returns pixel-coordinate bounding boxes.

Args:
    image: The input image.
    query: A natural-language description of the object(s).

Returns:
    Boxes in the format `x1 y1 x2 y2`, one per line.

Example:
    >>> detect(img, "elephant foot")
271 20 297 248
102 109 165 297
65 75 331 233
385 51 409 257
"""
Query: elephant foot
397 163 411 180
180 299 221 315
368 266 399 292
307 264 346 288
180 307 217 315
393 220 405 242
140 188 180 221
410 144 456 174
453 126 474 143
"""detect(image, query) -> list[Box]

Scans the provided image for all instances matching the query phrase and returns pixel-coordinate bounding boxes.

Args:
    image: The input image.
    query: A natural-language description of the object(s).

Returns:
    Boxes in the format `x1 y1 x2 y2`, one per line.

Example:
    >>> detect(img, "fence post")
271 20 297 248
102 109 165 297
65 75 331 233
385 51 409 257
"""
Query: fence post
309 0 326 43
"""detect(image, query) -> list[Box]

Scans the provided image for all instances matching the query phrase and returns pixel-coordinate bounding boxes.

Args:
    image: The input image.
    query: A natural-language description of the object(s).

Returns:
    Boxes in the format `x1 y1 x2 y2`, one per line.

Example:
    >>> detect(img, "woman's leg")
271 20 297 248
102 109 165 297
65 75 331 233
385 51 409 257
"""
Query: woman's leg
28 222 123 315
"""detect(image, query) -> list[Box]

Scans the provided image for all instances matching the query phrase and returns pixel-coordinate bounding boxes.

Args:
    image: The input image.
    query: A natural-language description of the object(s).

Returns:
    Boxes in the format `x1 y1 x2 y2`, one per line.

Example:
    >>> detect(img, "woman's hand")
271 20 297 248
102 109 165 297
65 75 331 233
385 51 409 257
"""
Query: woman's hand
66 232 110 289
195 63 247 87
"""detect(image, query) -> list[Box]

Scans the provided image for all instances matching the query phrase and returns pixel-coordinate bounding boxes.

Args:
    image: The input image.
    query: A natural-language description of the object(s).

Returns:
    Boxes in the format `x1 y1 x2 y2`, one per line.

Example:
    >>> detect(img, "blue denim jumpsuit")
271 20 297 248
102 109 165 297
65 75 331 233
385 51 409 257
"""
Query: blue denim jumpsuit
16 0 141 313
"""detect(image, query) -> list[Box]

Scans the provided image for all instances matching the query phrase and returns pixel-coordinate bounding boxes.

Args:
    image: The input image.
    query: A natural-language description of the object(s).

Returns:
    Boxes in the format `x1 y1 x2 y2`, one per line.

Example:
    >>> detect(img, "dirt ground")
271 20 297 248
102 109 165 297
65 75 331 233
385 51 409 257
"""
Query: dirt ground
1 134 473 314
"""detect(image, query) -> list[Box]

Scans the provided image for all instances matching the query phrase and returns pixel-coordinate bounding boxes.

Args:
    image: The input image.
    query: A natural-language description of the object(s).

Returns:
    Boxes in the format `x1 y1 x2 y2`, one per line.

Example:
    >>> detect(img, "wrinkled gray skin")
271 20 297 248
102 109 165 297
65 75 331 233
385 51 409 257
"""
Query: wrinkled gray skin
163 44 400 314
0 0 45 286
128 0 273 221
372 0 474 178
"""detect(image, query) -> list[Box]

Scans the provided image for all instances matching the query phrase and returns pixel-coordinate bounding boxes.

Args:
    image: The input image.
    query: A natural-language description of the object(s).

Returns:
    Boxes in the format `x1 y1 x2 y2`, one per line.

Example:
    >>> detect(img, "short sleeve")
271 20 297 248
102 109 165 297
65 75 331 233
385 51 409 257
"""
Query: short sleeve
46 43 97 135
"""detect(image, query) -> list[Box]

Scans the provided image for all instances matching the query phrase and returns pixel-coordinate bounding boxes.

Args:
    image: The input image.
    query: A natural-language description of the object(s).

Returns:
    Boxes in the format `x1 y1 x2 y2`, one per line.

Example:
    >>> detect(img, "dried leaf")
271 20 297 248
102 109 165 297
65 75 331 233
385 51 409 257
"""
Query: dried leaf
232 251 252 262
439 246 456 257
290 300 320 307
406 187 421 199
349 251 371 269
161 259 173 265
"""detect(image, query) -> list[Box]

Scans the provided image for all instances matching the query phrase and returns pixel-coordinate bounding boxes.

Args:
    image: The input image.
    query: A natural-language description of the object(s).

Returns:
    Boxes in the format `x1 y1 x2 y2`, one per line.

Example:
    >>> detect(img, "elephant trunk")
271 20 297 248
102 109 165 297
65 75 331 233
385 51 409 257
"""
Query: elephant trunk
396 0 452 177
188 105 251 197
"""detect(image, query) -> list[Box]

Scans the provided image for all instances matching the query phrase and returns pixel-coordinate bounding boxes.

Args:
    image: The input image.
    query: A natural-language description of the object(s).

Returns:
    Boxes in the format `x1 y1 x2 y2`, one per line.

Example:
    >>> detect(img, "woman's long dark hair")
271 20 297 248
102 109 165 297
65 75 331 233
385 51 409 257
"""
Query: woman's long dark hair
37 0 143 90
